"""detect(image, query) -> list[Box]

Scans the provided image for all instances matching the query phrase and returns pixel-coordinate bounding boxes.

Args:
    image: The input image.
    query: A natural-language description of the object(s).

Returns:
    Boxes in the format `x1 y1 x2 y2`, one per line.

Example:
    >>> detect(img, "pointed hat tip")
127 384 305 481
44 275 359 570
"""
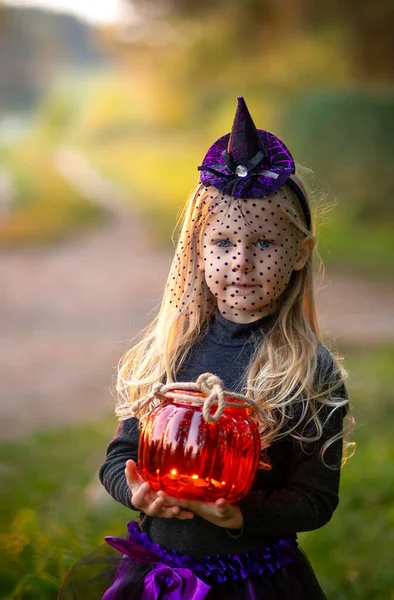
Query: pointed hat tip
236 96 250 114
228 95 261 160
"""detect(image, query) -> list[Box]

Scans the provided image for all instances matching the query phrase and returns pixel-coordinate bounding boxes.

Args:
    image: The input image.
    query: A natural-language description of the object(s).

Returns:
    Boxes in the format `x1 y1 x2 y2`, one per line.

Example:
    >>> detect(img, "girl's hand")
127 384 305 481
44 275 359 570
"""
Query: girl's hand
156 491 244 530
125 460 195 520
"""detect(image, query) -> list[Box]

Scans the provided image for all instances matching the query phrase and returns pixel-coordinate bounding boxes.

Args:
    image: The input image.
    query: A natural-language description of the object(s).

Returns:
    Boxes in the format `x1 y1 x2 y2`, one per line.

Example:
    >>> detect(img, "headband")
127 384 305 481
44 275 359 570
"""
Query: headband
197 96 311 231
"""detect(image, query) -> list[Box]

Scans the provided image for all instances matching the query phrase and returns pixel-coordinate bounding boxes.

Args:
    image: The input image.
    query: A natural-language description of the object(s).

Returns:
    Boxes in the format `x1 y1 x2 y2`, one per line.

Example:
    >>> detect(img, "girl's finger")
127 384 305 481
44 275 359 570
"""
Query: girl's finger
156 492 180 507
215 499 229 515
157 491 194 511
148 495 166 515
154 493 195 519
130 481 150 508
150 500 194 520
157 491 173 503
174 511 195 520
125 459 142 490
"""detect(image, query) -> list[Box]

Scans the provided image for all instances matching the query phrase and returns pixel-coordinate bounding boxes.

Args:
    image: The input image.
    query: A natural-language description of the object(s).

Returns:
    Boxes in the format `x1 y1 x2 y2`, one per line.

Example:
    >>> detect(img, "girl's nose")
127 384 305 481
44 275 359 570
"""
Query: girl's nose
231 246 253 273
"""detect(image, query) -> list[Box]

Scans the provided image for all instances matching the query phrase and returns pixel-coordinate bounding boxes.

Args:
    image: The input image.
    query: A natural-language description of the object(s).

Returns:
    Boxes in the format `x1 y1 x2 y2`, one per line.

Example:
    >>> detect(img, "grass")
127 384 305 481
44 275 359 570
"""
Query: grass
0 417 135 600
0 345 393 599
299 345 394 599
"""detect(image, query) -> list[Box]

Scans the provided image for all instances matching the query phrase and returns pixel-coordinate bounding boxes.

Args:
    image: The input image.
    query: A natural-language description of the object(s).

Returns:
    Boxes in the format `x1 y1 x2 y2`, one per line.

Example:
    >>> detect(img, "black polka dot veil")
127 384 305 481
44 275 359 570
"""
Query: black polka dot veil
165 183 312 324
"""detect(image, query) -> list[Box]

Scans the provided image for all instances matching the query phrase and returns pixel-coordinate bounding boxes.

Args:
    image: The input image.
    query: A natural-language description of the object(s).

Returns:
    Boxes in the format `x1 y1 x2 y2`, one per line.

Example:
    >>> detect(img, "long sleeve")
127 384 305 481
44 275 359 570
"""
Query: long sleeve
98 417 140 510
239 389 347 538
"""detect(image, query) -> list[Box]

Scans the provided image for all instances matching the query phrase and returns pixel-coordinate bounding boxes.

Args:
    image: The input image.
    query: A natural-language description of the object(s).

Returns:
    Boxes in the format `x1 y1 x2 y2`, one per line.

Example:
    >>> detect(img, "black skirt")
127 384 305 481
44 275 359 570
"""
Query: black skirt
58 521 327 600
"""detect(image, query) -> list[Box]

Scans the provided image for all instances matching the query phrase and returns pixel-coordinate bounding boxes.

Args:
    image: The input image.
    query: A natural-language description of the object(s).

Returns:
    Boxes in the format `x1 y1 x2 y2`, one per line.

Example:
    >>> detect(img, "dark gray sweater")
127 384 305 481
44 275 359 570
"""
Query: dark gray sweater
99 310 347 558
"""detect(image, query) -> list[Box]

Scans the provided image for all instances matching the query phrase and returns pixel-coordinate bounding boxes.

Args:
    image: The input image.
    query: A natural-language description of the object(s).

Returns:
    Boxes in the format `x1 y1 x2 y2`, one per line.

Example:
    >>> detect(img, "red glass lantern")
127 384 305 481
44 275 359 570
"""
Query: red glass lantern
138 389 261 503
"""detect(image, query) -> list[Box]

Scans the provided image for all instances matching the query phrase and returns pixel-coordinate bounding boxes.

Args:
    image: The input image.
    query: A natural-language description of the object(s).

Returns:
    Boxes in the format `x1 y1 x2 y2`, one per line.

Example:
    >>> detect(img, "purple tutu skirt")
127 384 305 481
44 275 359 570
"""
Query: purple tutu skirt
59 521 327 600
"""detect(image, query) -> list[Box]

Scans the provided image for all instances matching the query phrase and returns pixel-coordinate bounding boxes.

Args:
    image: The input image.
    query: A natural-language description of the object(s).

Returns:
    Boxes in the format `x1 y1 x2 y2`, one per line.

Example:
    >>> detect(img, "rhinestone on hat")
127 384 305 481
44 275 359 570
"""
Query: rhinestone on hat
235 165 248 178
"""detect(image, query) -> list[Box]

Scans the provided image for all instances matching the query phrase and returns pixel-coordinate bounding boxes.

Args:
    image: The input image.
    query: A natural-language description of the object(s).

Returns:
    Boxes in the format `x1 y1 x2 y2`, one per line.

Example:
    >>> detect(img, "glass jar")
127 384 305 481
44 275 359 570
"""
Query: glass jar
138 390 260 503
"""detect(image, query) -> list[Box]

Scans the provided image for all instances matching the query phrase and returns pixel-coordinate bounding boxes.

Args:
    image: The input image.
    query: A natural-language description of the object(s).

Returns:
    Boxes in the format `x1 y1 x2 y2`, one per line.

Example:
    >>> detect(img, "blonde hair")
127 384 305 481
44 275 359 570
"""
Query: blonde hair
116 172 354 465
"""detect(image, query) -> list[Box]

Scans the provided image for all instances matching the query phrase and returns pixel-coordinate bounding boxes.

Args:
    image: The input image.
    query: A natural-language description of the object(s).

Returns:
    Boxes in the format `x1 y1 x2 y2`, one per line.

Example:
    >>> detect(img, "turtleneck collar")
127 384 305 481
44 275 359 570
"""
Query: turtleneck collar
205 308 278 347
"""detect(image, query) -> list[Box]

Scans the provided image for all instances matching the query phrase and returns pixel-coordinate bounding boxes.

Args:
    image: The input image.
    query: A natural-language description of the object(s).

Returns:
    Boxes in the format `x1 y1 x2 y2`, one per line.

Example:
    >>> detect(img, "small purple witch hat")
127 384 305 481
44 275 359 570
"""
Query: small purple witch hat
198 96 311 229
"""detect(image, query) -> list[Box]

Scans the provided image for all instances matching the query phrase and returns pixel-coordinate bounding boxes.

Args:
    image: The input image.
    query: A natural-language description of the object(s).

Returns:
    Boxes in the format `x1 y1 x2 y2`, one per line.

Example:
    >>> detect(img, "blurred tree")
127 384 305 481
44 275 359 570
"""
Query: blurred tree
301 0 394 82
338 0 394 82
124 0 394 82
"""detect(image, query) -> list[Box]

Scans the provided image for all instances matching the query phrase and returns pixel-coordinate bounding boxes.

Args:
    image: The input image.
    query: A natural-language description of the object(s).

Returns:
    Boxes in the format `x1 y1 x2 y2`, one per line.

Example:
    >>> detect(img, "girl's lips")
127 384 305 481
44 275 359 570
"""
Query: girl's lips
232 285 258 293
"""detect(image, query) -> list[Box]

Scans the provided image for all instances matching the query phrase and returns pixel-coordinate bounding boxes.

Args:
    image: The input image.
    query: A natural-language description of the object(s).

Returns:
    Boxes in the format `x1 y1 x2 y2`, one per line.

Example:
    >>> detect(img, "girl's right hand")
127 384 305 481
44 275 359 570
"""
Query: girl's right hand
125 459 195 520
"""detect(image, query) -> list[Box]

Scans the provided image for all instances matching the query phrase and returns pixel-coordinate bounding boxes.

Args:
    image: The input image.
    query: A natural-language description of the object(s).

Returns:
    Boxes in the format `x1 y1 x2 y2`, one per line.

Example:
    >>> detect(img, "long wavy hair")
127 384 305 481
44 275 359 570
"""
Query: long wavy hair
116 172 354 465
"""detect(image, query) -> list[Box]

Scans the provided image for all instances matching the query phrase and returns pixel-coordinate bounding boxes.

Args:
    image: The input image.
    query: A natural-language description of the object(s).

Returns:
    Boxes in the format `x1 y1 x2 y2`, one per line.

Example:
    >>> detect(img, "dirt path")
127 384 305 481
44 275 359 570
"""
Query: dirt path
1 151 393 440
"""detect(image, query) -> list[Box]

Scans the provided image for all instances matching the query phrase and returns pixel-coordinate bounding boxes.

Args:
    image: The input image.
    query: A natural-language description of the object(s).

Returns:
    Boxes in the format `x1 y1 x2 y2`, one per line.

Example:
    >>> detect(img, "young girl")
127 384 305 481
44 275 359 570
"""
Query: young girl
60 96 352 599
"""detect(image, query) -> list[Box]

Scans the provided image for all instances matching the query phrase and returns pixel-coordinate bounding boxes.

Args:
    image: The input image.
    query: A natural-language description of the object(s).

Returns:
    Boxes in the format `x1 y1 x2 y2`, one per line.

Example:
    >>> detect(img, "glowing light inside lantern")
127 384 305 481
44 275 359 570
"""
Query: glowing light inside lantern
170 469 178 475
191 474 199 479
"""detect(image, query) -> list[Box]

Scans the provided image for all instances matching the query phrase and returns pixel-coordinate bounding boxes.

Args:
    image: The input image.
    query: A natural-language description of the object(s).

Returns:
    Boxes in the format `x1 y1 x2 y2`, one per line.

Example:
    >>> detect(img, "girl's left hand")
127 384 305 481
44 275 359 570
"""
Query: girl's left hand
156 492 243 530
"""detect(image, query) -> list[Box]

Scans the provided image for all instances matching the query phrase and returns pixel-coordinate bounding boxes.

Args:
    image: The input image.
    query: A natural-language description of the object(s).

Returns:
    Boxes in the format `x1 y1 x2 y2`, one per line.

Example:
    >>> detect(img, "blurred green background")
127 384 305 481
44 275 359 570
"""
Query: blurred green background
0 1 393 598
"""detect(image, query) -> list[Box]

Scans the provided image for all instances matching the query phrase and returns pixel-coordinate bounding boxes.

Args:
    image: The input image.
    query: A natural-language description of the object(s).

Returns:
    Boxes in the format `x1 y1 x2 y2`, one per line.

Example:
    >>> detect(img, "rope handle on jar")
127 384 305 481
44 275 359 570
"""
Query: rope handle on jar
130 372 266 424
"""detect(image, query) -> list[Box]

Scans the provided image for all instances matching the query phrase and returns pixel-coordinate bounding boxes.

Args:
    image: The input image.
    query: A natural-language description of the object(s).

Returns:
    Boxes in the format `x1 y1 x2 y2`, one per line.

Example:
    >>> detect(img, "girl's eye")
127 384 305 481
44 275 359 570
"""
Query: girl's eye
215 240 232 248
256 239 271 249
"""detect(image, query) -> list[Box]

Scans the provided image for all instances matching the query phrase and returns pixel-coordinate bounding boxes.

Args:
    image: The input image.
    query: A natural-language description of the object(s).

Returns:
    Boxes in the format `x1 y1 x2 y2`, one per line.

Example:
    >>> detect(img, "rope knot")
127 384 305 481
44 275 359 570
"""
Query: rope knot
196 372 226 423
196 373 224 395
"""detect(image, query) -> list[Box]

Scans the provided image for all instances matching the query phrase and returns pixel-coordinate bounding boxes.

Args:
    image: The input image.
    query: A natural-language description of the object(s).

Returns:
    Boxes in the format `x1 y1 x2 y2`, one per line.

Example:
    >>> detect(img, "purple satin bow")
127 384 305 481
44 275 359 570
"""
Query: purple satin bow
142 565 210 600
104 536 210 600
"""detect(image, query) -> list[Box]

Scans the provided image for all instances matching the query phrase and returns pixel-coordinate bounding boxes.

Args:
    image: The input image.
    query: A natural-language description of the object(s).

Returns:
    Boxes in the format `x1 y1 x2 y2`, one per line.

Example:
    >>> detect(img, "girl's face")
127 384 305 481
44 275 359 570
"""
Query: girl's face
200 198 312 323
